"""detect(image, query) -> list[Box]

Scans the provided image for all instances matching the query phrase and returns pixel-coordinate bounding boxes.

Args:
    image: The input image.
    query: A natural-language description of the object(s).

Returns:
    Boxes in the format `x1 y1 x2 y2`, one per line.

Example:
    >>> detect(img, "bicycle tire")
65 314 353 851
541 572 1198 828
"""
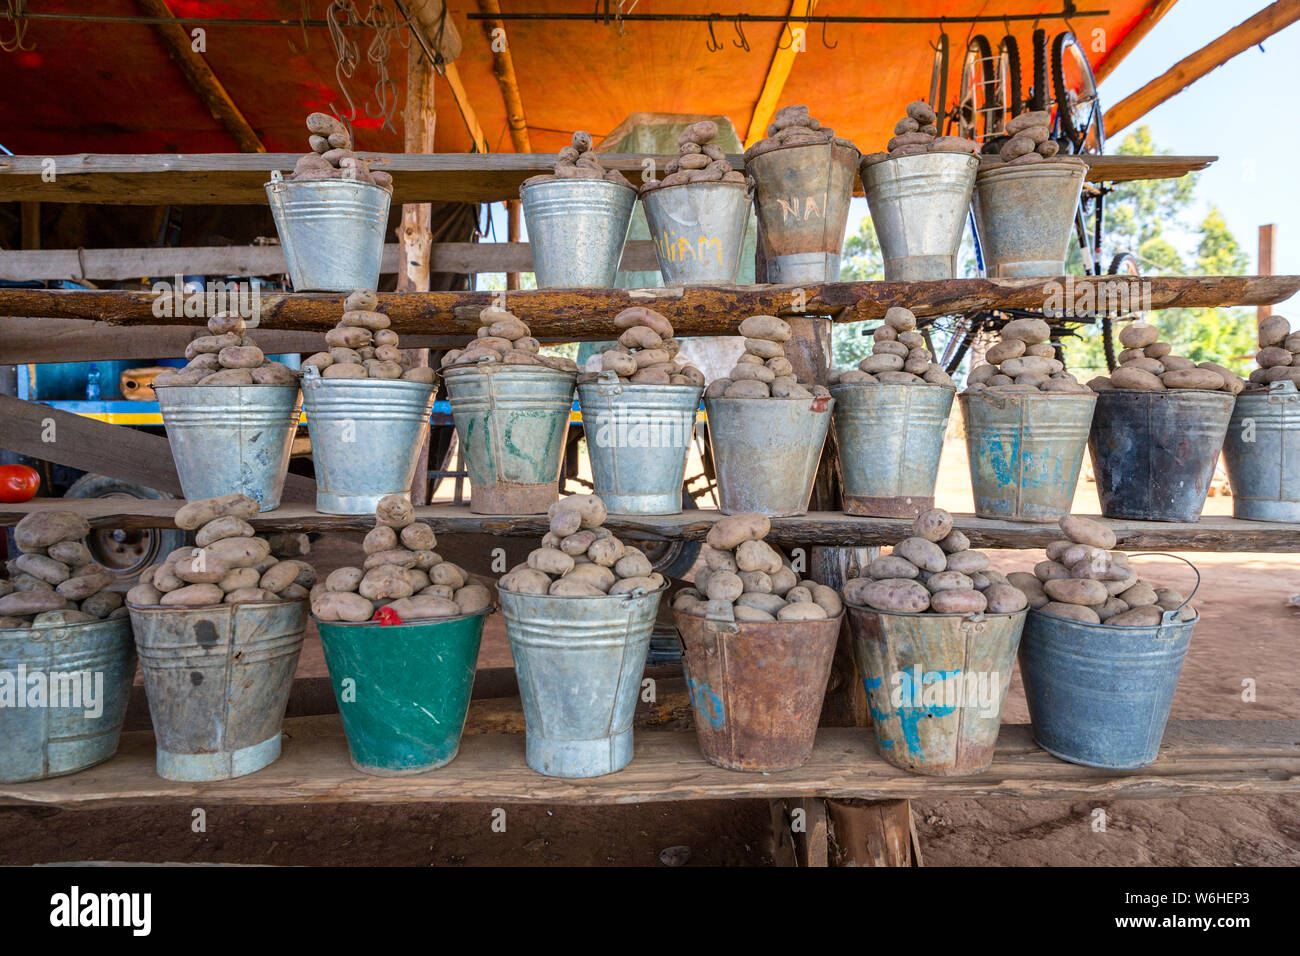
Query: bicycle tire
1104 252 1143 371
1052 31 1105 154
1030 28 1049 113
929 31 950 125
999 35 1023 121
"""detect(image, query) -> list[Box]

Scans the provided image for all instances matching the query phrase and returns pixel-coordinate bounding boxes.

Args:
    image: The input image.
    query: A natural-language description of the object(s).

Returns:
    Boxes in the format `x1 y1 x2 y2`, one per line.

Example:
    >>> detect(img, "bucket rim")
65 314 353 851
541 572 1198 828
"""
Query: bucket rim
300 374 437 393
312 605 496 629
843 599 1029 622
830 381 956 395
519 175 639 199
0 615 132 637
126 598 306 613
154 382 302 391
704 394 834 406
672 606 845 629
264 175 393 195
577 380 704 395
1028 604 1199 630
500 582 669 602
441 362 577 381
1097 387 1237 398
640 178 750 200
748 139 862 162
973 159 1089 184
959 389 1098 402
860 149 980 177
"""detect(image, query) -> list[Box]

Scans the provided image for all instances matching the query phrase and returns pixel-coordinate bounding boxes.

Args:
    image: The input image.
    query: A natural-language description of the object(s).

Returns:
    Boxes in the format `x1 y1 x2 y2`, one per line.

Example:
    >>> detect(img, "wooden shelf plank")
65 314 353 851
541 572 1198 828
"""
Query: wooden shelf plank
0 153 1217 206
2 275 1296 341
1 717 1294 808
3 499 1299 552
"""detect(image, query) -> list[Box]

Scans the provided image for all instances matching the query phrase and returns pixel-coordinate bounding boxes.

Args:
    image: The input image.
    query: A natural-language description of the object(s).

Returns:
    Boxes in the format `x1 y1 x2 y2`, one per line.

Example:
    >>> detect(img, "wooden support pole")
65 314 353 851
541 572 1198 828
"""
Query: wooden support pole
1094 0 1180 83
1104 2 1300 136
1258 223 1277 325
477 0 533 154
826 798 914 866
506 199 522 290
135 0 266 153
744 0 819 148
19 202 39 250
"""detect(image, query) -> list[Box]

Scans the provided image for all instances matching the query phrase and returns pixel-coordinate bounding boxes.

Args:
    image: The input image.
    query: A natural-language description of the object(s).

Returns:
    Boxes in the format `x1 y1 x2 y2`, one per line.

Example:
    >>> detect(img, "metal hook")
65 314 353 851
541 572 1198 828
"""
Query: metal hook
777 22 794 50
732 18 749 51
288 0 311 54
705 18 721 52
821 19 837 50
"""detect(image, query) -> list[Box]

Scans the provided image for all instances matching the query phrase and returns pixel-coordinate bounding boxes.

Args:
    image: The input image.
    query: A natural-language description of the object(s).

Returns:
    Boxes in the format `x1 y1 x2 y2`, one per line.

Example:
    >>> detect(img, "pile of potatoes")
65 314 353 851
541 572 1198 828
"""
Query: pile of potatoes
976 111 1087 169
744 105 857 161
859 101 980 172
303 290 434 383
522 131 631 188
123 495 313 608
672 513 841 623
499 494 664 597
311 495 489 623
966 317 1091 394
703 315 829 400
579 307 704 386
155 312 299 387
641 120 746 193
0 512 121 628
441 304 579 372
291 112 392 189
1247 313 1300 388
843 509 1028 616
830 306 955 386
1007 515 1195 626
1088 321 1244 393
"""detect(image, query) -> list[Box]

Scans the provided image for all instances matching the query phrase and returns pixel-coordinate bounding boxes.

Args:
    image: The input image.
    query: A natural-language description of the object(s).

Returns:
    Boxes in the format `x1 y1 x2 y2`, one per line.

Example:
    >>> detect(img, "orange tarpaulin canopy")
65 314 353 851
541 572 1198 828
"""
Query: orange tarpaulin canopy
0 1 1157 156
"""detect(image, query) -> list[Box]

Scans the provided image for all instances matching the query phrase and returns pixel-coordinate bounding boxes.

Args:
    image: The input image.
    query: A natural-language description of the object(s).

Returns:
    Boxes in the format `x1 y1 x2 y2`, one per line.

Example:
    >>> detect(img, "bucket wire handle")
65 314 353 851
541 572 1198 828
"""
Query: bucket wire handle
270 169 284 184
1267 379 1299 402
1126 551 1201 625
596 369 624 397
303 364 321 381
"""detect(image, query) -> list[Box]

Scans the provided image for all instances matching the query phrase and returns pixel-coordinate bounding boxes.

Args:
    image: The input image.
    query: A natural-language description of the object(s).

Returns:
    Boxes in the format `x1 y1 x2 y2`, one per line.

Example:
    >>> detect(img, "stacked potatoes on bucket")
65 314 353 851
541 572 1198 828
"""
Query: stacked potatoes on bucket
1088 321 1244 393
965 317 1091 394
521 131 630 187
311 495 490 623
156 312 299 386
1007 515 1195 626
976 111 1087 169
830 306 954 386
291 112 392 189
0 512 121 627
744 104 857 160
303 290 434 383
124 495 313 608
579 307 704 386
440 304 579 372
859 101 980 171
844 509 1028 615
672 514 841 622
1247 314 1300 389
640 119 746 193
704 315 829 399
498 494 664 597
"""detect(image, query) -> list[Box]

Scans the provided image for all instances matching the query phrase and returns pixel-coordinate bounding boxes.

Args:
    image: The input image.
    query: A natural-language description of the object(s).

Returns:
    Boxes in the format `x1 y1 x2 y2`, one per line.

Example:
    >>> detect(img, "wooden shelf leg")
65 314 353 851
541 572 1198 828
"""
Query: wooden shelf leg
826 798 916 867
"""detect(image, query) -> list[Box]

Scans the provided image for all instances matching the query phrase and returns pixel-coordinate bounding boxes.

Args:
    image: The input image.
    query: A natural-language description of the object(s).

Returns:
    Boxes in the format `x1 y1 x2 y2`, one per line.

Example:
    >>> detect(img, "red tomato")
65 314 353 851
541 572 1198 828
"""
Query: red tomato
0 465 41 503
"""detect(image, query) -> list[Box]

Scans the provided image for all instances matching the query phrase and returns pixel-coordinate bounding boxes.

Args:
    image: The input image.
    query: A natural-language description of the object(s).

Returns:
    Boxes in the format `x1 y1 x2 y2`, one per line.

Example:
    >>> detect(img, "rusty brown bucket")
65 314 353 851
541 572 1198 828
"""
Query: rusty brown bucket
673 606 841 772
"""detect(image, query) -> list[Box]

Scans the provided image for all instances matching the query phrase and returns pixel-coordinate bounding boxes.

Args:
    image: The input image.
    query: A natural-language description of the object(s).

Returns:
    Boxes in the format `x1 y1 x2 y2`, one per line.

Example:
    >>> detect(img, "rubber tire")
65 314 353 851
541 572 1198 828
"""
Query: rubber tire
1052 31 1104 154
64 473 187 587
961 34 996 141
1030 28 1049 113
1103 253 1143 371
999 35 1023 119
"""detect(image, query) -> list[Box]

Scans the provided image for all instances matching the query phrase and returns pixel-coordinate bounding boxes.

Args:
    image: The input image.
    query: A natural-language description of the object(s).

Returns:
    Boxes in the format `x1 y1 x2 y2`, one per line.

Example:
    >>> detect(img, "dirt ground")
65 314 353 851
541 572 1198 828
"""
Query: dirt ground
3 439 1298 866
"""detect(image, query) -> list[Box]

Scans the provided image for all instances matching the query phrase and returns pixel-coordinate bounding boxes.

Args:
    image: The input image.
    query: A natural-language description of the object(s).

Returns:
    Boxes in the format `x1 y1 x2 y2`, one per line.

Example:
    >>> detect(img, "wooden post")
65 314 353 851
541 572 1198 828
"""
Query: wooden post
401 43 436 505
1258 224 1277 324
20 202 39 250
506 199 522 291
826 798 914 866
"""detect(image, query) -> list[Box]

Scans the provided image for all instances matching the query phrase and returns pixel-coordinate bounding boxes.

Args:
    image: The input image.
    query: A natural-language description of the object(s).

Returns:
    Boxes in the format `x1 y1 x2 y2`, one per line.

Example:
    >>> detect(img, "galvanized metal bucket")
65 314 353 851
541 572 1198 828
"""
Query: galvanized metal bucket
500 585 664 778
831 382 955 517
519 177 638 288
444 363 576 514
641 180 752 285
317 608 491 775
301 366 436 515
265 170 391 292
128 599 306 781
1089 388 1235 522
861 152 979 280
674 607 841 772
747 141 860 283
1020 560 1199 769
0 617 136 783
577 374 702 515
846 602 1027 776
156 383 302 512
961 390 1097 522
971 161 1088 277
1222 381 1300 522
704 394 834 516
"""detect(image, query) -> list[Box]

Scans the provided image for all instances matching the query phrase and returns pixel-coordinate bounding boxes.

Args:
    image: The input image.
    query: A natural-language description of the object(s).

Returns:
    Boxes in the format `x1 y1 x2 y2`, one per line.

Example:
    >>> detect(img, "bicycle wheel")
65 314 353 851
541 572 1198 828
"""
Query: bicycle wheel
929 31 950 126
1052 31 1104 154
1103 252 1142 371
997 35 1023 122
957 34 997 143
1029 28 1049 113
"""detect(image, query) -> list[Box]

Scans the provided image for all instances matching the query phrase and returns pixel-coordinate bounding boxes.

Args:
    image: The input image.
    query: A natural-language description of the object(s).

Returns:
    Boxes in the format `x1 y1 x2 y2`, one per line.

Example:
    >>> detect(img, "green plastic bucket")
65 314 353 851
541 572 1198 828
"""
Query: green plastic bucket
317 609 490 775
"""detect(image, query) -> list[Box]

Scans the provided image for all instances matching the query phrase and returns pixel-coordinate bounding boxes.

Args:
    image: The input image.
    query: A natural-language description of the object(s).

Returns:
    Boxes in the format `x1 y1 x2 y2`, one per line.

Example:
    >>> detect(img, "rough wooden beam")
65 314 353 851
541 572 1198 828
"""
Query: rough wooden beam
1 276 1294 340
1105 2 1300 135
744 0 819 149
477 0 532 153
1258 223 1277 325
440 61 488 153
135 0 266 153
1094 0 1181 83
402 0 463 63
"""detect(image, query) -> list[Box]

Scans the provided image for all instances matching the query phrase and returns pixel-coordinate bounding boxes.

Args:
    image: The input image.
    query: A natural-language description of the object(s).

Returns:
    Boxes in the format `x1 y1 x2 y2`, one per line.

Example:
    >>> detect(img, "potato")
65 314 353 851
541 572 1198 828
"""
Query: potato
1059 515 1116 550
204 536 271 569
735 539 783 575
199 369 254 386
737 315 792 342
359 565 414 601
910 509 953 544
777 601 829 621
47 540 93 567
927 571 974 592
326 567 365 592
1006 572 1048 609
869 555 920 579
1001 318 1051 344
565 563 615 592
224 587 279 605
859 353 905 374
452 584 492 615
731 363 776 382
882 306 917 332
845 577 930 613
404 568 431 593
160 583 224 607
363 549 417 570
252 362 298 386
323 363 368 379
706 513 770 551
785 586 813 604
173 552 230 585
217 567 259 592
1162 368 1225 390
375 494 414 529
0 590 70 616
930 588 987 614
1034 560 1071 582
614 552 653 579
587 537 625 567
983 584 1028 614
400 522 437 551
312 591 374 622
500 568 551 595
704 571 744 603
1094 596 1129 621
738 570 772 593
723 380 770 398
895 537 946 572
362 525 398 554
733 605 775 622
1111 366 1164 390
153 562 185 592
1044 578 1108 606
769 566 798 596
548 578 605 597
610 575 662 595
15 553 71 584
429 562 467 589
1119 581 1159 607
14 511 91 551
175 494 259 531
126 582 163 606
736 592 786 616
56 568 114 600
1039 601 1101 624
260 561 300 594
31 609 98 627
944 550 989 574
389 595 463 620
550 494 606 530
1107 605 1164 627
986 339 1026 364
1118 322 1159 349
195 516 256 548
549 508 582 537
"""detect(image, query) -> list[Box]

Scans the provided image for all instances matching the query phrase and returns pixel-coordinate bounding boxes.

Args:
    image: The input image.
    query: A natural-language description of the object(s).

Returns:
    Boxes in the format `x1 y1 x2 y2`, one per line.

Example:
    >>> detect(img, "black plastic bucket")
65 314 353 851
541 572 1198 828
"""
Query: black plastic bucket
1088 389 1235 522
